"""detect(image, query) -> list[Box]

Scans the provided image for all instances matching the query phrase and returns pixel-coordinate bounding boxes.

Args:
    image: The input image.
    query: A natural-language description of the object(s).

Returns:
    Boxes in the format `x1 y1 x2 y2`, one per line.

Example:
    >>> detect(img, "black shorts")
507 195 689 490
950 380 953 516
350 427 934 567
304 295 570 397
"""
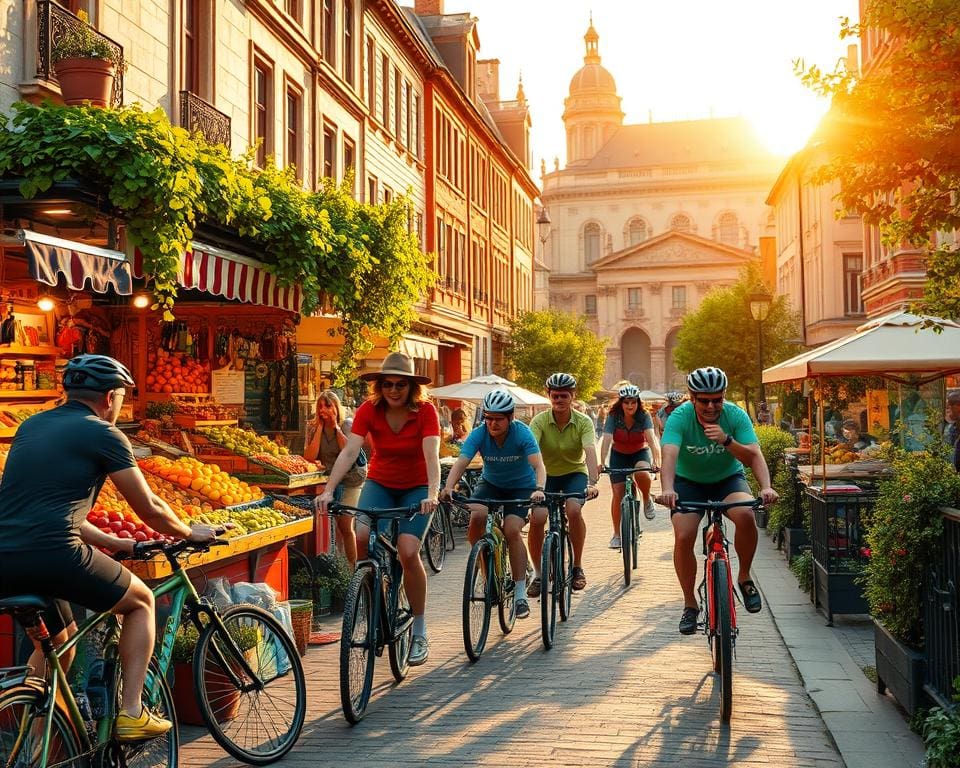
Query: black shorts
672 472 751 517
471 480 535 519
608 448 653 485
0 545 132 635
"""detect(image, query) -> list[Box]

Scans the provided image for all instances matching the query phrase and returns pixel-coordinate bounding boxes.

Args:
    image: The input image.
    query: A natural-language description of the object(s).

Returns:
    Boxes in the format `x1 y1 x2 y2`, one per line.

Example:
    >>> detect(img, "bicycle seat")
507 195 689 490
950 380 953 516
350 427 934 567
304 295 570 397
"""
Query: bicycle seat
0 595 48 612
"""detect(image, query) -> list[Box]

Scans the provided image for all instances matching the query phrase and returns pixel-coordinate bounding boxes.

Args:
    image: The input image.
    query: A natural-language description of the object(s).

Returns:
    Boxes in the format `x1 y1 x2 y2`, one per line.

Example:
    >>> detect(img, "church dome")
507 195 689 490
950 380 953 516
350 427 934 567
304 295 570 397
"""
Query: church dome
567 20 617 96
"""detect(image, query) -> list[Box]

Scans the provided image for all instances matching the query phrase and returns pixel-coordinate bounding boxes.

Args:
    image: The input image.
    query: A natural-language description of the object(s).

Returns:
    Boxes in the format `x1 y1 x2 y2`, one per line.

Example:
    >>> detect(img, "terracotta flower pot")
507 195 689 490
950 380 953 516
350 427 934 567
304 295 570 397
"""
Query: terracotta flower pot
171 660 242 726
53 56 115 107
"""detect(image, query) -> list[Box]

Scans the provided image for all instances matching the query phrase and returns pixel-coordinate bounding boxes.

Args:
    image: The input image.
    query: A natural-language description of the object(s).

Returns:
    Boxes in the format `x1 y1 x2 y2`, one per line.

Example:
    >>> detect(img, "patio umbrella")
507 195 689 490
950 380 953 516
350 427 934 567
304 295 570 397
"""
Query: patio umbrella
429 374 551 406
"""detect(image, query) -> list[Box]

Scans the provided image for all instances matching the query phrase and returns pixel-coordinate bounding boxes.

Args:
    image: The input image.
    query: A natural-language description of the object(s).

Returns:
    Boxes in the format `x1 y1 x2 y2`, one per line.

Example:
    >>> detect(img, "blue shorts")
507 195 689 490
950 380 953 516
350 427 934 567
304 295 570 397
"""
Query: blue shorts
545 472 588 496
471 480 535 519
356 480 432 540
672 472 751 517
609 448 652 485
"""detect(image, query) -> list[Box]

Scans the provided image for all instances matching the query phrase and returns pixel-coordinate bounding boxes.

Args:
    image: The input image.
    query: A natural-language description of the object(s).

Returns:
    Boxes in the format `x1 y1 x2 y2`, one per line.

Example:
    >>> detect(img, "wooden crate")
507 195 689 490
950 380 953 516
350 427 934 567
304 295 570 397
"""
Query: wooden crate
172 414 238 429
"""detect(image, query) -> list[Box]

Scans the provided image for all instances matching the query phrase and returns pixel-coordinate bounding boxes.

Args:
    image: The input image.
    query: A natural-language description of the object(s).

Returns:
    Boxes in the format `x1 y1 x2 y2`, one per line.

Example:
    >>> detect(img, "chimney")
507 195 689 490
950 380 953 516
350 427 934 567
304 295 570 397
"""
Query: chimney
414 0 444 15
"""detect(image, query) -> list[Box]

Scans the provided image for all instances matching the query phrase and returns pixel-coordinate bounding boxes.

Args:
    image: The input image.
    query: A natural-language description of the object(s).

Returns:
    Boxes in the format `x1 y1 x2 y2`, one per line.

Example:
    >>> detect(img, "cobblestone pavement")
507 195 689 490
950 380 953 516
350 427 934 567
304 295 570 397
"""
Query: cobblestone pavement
180 480 844 767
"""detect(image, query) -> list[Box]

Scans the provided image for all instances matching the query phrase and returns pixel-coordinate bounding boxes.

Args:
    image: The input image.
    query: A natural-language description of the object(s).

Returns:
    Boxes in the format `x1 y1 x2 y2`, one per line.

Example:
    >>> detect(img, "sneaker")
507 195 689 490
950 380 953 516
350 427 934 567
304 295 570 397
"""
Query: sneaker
643 498 657 520
571 567 587 591
679 606 699 635
514 598 530 619
408 635 429 666
739 580 762 613
608 535 621 549
115 708 173 741
526 576 541 598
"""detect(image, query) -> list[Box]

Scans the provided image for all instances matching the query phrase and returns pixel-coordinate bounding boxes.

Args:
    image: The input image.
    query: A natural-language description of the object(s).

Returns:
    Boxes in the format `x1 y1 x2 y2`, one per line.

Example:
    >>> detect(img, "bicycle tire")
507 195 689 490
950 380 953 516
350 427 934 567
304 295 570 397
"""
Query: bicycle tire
462 538 493 662
631 499 641 571
123 659 178 768
444 506 457 552
559 533 574 622
0 683 84 768
620 496 632 586
540 533 559 649
497 542 516 636
712 559 734 722
388 582 413 682
424 510 446 573
194 604 306 763
340 568 376 724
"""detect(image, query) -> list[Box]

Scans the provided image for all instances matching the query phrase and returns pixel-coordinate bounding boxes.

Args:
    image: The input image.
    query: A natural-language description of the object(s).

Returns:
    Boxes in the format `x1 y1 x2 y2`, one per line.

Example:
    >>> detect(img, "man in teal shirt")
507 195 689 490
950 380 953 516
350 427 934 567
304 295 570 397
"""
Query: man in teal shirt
658 367 778 635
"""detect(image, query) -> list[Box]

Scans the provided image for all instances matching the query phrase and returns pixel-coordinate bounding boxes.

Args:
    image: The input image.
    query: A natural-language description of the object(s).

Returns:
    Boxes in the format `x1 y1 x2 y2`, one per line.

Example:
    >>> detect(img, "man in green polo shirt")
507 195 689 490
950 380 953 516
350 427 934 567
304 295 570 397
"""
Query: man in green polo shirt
528 372 599 594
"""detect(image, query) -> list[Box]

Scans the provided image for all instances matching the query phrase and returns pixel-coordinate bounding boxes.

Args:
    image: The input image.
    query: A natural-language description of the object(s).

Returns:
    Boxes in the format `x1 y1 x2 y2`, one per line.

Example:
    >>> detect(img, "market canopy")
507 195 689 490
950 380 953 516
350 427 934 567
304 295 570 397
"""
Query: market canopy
429 374 551 406
762 311 960 384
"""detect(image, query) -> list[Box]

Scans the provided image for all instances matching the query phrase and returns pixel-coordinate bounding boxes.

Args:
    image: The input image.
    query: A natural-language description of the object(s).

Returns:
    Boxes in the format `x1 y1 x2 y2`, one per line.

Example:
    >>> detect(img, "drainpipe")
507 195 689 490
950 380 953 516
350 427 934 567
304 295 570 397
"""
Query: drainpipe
796 173 808 345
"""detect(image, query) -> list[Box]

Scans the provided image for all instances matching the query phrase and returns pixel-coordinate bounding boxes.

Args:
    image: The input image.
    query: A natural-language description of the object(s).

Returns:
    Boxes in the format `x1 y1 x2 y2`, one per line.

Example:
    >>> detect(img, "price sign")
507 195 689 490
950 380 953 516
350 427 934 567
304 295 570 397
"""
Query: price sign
211 368 245 404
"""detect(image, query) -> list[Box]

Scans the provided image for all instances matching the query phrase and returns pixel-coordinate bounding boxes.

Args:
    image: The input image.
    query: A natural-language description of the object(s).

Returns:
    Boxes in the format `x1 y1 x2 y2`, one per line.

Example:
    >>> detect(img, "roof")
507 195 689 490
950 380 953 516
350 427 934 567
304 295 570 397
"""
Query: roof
569 63 617 94
591 230 756 270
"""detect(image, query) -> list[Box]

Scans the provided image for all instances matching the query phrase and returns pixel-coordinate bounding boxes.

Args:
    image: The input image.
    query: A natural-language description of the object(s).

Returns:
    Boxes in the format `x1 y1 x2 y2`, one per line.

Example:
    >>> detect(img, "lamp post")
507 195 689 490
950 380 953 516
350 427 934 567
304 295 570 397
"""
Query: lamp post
535 206 551 308
749 287 773 405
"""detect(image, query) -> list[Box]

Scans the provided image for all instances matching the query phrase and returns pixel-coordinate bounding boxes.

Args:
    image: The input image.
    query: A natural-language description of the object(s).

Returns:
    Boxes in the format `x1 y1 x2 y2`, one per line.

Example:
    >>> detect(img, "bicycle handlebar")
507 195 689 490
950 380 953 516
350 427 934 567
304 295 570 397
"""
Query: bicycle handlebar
542 491 587 501
601 466 660 476
119 534 230 562
450 493 536 507
673 498 764 515
329 502 420 520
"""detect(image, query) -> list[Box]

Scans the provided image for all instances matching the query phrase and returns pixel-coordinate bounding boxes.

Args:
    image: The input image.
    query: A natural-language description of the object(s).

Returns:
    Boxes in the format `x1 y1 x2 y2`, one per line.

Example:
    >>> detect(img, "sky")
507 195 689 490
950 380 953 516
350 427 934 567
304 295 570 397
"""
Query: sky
432 0 862 167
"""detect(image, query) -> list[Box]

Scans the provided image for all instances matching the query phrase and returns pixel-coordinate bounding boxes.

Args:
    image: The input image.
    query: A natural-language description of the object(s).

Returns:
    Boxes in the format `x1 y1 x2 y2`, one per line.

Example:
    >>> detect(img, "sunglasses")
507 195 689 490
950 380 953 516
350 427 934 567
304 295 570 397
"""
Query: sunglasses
380 380 410 391
694 396 724 406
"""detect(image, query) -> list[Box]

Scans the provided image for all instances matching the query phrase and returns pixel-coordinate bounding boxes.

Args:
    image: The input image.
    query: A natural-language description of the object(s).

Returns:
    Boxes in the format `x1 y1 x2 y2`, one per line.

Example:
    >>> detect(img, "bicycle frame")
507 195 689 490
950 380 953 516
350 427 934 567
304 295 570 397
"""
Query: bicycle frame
702 510 738 638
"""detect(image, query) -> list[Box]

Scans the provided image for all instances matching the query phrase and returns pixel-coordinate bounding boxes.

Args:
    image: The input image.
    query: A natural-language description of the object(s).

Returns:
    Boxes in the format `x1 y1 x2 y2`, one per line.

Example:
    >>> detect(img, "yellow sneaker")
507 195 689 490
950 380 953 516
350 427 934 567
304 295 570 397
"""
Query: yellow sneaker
114 708 173 741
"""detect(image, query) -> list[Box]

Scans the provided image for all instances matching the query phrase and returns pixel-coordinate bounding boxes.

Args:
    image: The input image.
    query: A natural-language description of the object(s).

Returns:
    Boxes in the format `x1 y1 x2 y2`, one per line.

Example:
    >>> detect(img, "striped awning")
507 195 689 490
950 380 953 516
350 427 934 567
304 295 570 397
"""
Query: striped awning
21 230 132 295
131 242 302 313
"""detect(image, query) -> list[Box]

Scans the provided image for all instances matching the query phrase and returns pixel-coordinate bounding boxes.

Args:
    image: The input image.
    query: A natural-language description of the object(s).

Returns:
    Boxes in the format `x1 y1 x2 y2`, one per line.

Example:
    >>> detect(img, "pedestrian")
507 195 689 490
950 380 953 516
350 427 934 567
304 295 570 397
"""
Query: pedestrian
450 408 469 444
756 400 772 426
945 391 960 472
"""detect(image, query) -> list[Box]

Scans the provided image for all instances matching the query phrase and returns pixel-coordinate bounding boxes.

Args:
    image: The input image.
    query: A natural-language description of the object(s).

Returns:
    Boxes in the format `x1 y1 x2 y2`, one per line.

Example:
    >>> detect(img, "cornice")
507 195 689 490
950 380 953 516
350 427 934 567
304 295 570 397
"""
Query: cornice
246 0 317 67
317 63 366 119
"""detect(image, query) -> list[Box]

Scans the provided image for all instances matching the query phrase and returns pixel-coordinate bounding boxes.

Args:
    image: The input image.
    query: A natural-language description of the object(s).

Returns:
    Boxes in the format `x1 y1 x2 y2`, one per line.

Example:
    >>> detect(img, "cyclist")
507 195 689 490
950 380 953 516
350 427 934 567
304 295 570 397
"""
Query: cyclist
655 391 685 436
316 352 440 666
656 366 778 635
527 372 600 595
440 389 546 619
0 354 219 740
598 384 661 548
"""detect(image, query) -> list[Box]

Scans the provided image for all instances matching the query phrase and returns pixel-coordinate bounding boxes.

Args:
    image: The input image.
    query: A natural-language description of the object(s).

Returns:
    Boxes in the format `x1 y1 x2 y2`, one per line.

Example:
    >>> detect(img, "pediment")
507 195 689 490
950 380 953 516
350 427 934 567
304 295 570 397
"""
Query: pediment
591 231 755 271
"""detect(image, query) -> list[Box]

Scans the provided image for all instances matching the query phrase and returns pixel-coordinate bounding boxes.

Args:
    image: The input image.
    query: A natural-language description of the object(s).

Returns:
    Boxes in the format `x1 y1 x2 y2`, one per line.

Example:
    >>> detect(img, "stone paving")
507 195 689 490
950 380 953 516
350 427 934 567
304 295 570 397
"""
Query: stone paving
179 479 854 767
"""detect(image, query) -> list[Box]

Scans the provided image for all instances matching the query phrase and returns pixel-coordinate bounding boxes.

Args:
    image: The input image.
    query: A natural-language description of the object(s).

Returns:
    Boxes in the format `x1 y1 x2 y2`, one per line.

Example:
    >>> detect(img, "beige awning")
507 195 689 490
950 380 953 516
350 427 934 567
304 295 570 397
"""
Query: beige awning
397 333 441 361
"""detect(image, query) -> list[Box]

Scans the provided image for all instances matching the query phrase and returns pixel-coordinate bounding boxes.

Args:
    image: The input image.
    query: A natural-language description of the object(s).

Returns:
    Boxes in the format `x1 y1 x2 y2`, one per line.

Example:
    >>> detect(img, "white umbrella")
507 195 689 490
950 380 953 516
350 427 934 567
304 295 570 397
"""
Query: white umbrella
430 374 551 406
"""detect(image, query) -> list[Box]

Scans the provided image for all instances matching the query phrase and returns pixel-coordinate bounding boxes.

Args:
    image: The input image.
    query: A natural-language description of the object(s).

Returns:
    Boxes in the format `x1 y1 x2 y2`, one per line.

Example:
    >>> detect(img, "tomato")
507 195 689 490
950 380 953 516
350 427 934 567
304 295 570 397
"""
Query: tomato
109 520 124 532
108 511 123 523
133 531 148 542
121 521 137 534
116 530 133 539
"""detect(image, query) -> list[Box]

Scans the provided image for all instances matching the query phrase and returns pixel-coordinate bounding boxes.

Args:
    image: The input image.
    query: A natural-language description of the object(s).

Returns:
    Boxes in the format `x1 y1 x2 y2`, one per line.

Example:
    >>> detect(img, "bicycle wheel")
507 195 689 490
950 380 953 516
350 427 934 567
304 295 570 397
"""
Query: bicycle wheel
462 538 493 661
631 500 641 571
711 559 734 722
559 533 574 622
340 568 376 724
444 505 457 552
540 533 559 649
0 684 82 768
619 496 632 586
122 659 178 768
388 582 413 682
497 546 516 635
424 510 446 573
193 605 306 764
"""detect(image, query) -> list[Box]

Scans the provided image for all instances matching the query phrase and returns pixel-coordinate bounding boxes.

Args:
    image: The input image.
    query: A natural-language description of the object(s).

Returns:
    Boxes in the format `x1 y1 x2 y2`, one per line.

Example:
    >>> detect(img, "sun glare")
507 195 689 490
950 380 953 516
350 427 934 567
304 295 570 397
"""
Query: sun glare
746 92 831 156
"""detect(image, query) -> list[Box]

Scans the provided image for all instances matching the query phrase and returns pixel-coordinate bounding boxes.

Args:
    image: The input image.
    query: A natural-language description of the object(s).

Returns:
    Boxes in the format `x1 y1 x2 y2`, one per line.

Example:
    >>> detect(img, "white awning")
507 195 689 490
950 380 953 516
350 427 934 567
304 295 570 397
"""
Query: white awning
398 333 442 361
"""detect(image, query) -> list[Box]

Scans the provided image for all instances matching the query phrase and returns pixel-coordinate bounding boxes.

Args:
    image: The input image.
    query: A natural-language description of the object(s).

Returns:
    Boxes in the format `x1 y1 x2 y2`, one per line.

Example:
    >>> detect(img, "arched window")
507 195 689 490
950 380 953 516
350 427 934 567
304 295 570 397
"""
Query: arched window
716 212 739 245
669 213 692 233
626 217 648 246
584 223 601 264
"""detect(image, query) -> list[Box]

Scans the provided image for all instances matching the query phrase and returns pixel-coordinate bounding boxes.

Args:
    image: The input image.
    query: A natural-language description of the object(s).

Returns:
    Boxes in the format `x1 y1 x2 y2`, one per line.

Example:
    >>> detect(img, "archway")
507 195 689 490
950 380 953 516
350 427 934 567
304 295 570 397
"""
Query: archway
664 327 684 391
621 327 651 388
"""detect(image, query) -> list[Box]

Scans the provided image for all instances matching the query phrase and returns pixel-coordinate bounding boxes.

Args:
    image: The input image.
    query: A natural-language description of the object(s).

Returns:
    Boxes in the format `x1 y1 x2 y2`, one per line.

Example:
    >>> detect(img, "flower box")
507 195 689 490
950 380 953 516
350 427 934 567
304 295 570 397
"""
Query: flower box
874 619 926 716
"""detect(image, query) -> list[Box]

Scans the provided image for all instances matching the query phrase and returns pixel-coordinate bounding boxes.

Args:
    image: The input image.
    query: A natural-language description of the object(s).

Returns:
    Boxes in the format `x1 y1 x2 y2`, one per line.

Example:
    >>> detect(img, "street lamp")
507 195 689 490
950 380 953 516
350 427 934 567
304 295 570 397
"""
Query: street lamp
536 206 551 252
749 287 773 404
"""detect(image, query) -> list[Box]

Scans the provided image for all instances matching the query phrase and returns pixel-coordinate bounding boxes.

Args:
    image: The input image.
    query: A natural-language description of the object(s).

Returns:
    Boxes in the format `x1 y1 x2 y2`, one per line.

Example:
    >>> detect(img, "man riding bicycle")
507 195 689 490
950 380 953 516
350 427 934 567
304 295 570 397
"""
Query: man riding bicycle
656 366 778 635
0 355 219 740
655 391 685 436
441 390 546 619
528 373 600 595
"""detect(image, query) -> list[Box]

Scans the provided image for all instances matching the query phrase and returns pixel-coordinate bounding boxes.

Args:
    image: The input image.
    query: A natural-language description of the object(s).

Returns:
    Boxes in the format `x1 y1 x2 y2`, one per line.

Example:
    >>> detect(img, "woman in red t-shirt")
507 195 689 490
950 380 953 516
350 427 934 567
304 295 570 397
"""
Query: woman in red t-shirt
317 353 440 666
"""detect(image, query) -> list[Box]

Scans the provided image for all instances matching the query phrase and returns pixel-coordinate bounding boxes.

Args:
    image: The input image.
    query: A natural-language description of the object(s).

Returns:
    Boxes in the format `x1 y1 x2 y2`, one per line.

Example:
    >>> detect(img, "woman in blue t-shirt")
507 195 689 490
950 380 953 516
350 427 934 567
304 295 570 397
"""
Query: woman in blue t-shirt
599 384 661 549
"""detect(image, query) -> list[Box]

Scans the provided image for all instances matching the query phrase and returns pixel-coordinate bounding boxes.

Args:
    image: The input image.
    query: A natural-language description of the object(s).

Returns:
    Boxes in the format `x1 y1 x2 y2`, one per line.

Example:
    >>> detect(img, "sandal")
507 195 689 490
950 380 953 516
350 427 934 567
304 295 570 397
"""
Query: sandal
739 580 762 613
571 567 587 591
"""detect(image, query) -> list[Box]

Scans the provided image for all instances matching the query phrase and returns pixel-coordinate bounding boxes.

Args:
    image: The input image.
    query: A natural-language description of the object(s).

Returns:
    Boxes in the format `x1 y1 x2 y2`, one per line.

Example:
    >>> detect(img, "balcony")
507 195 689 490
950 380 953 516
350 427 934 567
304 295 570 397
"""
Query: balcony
623 307 645 321
179 91 232 149
36 1 124 107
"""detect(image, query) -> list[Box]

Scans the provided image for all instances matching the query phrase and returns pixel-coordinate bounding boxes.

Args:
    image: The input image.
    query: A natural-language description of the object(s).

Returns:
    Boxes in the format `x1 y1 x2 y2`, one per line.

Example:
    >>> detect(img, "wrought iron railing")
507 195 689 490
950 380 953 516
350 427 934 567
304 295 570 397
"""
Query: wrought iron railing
925 508 960 708
808 486 876 575
179 91 232 149
36 0 124 107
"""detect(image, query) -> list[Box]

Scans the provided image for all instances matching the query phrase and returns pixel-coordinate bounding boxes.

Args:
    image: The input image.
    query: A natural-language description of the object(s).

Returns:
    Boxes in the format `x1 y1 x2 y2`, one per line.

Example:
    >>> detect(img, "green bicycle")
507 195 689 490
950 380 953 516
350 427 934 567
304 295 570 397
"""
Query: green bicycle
0 538 307 767
602 465 658 586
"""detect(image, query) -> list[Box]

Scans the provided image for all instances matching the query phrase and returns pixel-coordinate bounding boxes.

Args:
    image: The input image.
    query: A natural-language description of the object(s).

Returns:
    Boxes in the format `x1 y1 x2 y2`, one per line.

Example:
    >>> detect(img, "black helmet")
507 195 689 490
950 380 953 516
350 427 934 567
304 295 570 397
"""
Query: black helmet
63 355 135 392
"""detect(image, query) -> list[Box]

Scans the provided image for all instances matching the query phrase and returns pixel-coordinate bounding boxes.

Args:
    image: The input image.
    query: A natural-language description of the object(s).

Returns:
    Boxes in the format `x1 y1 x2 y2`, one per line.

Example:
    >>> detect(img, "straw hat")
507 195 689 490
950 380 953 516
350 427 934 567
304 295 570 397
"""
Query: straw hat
360 352 431 384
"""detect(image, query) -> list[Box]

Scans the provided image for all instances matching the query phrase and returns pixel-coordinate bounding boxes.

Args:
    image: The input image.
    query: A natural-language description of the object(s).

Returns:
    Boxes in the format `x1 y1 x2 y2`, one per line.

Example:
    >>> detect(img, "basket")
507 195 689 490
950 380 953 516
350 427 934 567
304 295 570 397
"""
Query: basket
288 599 313 656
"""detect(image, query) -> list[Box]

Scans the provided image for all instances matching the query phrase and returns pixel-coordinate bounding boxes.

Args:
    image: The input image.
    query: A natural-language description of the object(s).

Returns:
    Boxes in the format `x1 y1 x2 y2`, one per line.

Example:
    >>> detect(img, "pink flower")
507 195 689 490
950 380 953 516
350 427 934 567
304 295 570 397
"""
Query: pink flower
903 494 913 503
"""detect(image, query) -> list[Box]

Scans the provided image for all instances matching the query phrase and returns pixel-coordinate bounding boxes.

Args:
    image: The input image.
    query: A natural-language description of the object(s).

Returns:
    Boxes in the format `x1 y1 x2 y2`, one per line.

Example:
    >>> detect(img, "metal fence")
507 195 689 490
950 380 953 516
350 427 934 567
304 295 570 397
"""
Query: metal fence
924 507 960 708
808 487 876 574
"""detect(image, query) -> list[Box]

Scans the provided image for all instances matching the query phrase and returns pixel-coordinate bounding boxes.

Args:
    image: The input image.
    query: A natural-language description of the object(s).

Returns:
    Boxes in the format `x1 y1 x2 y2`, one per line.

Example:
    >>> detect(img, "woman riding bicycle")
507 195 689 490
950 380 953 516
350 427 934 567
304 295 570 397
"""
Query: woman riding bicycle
316 352 440 666
598 383 661 549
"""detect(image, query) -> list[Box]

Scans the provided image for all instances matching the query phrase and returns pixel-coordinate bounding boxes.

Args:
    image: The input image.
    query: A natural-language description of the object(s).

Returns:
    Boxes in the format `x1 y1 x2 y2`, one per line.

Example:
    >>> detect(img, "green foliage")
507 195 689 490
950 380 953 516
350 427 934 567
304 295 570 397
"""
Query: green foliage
798 1 960 320
673 264 801 405
145 400 176 419
920 676 960 768
766 461 795 537
505 309 608 398
171 622 258 664
790 549 814 593
746 425 796 495
313 552 352 603
862 447 960 647
51 9 124 70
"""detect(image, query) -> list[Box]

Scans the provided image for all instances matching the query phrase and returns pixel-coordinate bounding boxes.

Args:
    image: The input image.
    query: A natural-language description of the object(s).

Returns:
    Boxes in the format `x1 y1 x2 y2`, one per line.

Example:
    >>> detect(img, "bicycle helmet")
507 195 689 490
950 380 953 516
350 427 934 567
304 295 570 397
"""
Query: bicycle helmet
617 384 641 399
482 389 515 415
686 366 728 393
63 354 135 392
665 391 685 405
545 372 577 391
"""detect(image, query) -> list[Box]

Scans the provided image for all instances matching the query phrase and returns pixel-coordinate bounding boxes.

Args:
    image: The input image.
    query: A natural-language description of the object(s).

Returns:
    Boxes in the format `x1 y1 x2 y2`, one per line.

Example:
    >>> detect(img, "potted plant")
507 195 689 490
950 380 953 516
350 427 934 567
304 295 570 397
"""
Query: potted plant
862 446 960 716
314 552 351 614
170 623 259 726
920 676 960 768
50 9 122 107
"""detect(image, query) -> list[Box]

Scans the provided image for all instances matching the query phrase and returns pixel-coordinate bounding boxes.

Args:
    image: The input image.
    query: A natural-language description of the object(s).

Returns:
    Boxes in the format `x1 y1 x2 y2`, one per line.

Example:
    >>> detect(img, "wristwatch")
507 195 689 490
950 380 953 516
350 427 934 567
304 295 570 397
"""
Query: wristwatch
722 434 734 447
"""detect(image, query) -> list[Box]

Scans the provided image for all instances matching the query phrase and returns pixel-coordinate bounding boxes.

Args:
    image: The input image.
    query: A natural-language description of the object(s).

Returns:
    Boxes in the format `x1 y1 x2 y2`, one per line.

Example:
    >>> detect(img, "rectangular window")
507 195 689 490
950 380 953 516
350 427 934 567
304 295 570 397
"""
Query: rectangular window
322 0 335 65
672 285 687 310
252 57 272 168
627 287 642 310
381 54 390 128
284 0 301 24
322 123 336 179
585 295 597 316
413 93 421 158
383 185 393 204
343 1 354 85
403 81 411 150
183 0 199 94
844 254 864 314
394 69 402 140
285 85 301 180
365 37 376 112
343 136 356 175
367 175 378 204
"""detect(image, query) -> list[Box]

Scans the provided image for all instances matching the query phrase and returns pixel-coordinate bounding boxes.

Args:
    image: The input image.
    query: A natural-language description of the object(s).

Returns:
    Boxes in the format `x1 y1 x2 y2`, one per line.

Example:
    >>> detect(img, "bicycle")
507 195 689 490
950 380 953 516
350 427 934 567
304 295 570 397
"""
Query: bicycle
538 491 585 650
602 466 659 587
423 501 455 574
0 538 307 768
332 503 418 724
674 497 764 722
454 494 533 662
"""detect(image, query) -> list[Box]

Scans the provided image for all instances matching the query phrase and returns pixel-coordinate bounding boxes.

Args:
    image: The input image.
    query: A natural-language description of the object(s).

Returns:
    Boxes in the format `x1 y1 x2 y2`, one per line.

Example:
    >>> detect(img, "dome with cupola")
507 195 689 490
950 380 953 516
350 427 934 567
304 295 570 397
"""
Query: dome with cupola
568 21 618 95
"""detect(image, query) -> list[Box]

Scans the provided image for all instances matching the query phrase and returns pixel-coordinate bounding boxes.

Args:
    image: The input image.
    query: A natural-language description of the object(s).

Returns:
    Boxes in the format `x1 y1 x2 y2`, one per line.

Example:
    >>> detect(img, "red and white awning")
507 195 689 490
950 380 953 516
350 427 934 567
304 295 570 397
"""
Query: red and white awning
131 242 302 313
21 230 132 295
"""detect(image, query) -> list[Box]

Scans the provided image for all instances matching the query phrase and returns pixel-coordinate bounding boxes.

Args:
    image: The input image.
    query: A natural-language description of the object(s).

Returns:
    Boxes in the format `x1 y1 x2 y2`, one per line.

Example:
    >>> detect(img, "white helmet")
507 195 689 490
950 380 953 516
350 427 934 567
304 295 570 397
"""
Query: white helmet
545 372 577 390
618 384 640 399
686 366 728 393
482 389 515 414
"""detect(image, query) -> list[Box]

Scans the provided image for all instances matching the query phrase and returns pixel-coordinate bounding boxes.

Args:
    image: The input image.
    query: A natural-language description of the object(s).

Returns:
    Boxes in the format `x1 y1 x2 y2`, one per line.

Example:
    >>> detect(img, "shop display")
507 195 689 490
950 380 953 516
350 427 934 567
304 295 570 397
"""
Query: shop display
250 453 317 475
146 347 211 393
196 425 290 458
173 396 240 424
138 455 264 507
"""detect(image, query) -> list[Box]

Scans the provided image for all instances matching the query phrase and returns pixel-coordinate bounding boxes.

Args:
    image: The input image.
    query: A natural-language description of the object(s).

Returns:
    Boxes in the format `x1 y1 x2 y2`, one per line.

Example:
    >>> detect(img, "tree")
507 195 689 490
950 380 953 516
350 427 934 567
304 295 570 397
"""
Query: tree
798 1 960 319
673 265 801 410
505 310 607 399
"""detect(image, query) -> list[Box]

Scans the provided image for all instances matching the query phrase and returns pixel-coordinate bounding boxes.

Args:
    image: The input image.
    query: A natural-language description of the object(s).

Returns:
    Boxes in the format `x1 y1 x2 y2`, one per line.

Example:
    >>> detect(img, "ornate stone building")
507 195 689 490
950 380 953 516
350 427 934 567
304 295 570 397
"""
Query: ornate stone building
540 20 783 391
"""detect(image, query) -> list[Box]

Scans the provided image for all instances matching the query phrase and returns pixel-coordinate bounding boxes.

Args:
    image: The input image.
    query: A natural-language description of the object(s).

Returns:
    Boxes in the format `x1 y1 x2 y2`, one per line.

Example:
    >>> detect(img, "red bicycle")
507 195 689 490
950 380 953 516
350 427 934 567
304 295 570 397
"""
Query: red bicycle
674 497 764 722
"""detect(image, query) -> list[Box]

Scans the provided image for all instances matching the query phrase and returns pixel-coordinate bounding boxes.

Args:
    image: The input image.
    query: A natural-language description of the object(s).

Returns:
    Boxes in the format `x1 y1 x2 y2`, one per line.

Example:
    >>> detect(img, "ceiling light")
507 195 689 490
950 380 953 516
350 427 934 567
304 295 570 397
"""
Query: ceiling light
37 295 56 312
131 292 151 309
41 208 73 216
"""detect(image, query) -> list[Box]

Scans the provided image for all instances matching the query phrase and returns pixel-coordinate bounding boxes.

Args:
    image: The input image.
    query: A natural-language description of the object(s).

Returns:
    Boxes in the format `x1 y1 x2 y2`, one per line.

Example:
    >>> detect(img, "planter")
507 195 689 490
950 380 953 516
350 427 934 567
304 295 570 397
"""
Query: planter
812 561 868 625
288 599 312 657
874 620 926 716
171 654 250 726
783 527 809 561
316 587 332 617
53 57 115 107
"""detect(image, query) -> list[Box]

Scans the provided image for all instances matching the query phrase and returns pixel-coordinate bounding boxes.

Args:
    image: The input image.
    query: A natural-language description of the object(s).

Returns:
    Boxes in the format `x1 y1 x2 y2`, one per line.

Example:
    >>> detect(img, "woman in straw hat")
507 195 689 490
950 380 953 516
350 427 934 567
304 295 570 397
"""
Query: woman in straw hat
316 352 440 666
